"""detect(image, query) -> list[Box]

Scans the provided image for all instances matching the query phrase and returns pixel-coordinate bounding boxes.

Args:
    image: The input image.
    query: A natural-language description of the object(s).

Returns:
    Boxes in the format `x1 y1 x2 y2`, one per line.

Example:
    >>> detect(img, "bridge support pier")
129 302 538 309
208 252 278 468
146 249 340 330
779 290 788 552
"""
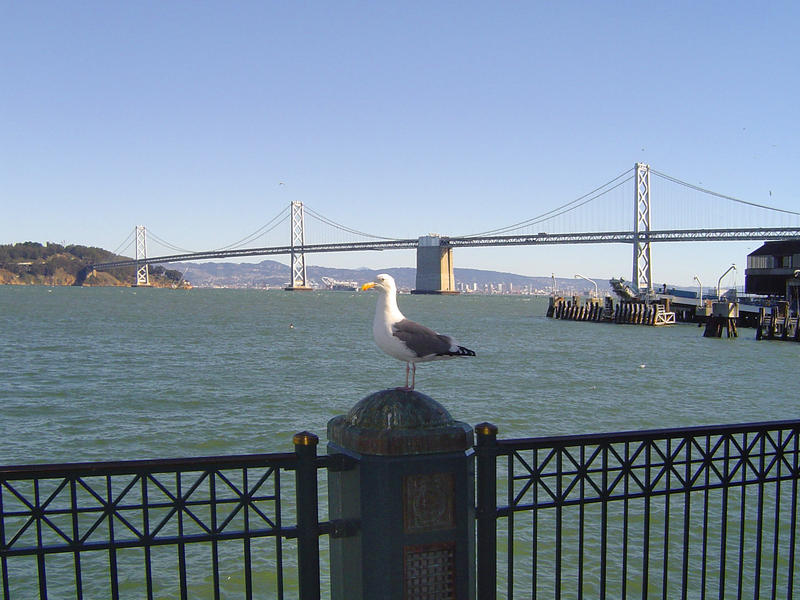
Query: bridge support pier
413 235 458 294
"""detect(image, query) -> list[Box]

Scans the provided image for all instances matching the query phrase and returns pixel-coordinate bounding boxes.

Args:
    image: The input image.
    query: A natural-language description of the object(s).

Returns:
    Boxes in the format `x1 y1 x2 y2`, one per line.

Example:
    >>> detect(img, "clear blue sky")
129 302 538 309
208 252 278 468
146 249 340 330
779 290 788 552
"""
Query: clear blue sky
2 1 798 287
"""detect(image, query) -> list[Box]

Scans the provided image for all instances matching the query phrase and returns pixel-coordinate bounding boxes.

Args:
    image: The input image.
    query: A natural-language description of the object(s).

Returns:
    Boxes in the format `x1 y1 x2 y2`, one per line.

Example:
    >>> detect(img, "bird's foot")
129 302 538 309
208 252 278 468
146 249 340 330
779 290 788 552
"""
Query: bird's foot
394 386 414 392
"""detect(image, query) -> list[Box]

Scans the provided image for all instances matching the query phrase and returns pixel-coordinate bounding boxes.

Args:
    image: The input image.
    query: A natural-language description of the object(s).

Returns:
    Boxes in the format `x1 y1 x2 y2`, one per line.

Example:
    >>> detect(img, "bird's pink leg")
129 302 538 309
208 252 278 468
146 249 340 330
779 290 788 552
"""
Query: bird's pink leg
410 363 416 390
396 363 413 392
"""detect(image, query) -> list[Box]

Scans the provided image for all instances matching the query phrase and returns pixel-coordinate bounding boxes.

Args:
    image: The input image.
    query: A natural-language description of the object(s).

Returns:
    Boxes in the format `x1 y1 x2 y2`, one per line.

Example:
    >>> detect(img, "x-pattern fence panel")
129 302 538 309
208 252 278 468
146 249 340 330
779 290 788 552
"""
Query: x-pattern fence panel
476 420 800 600
0 453 324 599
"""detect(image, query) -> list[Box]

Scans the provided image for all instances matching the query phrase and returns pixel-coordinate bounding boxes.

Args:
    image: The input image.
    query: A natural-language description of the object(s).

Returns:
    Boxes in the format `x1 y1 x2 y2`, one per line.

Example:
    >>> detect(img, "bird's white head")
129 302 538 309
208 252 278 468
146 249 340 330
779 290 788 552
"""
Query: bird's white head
361 273 396 294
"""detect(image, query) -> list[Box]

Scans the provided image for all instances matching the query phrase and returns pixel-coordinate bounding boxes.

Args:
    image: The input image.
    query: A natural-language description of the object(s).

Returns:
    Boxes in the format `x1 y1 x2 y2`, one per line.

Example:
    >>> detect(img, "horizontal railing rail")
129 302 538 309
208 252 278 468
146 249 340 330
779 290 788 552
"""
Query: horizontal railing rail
476 419 800 600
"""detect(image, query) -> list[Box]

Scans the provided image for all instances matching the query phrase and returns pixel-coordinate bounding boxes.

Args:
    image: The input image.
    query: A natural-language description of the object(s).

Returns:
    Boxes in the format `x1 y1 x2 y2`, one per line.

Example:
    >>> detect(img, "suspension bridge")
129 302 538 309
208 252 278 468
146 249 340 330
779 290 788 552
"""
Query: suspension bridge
90 163 800 293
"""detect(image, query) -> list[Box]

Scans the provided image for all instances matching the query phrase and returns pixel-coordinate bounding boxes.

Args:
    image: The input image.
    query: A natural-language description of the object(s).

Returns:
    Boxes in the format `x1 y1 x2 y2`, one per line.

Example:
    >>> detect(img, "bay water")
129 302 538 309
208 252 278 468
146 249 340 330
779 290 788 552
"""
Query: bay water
1 285 797 465
1 286 798 598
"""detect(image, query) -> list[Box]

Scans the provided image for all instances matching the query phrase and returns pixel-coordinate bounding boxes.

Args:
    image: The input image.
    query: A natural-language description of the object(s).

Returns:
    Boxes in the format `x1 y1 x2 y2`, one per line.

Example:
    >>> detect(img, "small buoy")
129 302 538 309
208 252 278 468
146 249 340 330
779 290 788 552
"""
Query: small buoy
289 323 294 329
639 364 646 368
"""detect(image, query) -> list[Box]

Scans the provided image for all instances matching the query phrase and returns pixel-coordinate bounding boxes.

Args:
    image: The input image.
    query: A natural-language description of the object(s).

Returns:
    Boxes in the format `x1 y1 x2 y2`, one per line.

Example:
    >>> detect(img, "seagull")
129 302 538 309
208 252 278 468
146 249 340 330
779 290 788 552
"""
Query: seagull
361 273 475 390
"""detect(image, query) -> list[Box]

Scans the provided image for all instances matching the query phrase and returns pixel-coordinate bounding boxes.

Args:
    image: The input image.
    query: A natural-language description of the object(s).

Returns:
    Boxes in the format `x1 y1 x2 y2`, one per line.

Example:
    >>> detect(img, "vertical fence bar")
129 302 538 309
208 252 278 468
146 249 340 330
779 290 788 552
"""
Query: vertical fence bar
701 436 710 600
737 434 747 598
719 434 730 598
788 428 798 600
177 473 187 600
243 467 253 600
555 448 563 599
475 423 498 600
70 477 84 600
681 438 691 600
578 445 586 600
1 481 8 600
642 442 652 600
770 431 782 600
275 468 285 599
622 441 630 599
210 472 220 600
35 479 47 599
532 447 539 600
293 431 320 600
107 476 120 600
754 433 766 597
662 439 671 600
142 474 154 600
600 444 607 600
507 451 515 599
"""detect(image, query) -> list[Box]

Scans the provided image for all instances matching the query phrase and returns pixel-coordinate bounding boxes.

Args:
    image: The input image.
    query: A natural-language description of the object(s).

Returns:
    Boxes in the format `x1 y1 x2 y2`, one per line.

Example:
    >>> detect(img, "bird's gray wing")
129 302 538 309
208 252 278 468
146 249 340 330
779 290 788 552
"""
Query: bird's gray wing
392 319 454 357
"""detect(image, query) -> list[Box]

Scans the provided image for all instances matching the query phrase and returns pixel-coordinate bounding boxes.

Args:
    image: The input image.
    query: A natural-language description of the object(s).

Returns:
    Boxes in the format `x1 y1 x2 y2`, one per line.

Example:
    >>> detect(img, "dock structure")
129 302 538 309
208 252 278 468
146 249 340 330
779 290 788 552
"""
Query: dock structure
547 295 675 326
756 301 800 341
545 277 799 339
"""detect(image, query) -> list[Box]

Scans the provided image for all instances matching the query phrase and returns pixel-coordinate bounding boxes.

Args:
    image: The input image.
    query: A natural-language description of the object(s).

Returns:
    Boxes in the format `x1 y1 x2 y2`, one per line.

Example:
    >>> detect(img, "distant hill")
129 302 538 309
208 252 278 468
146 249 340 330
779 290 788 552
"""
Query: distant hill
170 259 611 294
0 241 187 287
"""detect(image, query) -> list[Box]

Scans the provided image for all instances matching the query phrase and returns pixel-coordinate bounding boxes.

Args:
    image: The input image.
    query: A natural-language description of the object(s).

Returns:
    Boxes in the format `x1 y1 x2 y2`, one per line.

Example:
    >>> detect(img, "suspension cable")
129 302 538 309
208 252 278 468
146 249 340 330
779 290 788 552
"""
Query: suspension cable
211 207 289 250
147 230 198 254
651 169 800 216
462 167 635 237
143 206 291 257
304 205 404 240
111 230 135 256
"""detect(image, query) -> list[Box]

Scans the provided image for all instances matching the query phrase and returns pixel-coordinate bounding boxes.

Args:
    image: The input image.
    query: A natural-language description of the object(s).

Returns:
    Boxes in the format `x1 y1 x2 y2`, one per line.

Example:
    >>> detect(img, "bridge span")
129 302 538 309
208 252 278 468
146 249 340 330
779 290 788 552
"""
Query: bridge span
90 226 800 292
89 164 800 293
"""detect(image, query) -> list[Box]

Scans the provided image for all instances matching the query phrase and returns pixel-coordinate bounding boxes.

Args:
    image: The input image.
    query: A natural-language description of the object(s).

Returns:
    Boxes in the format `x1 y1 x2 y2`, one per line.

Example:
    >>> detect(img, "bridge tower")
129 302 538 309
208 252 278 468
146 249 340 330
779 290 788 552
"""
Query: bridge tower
286 201 312 291
632 163 652 295
134 225 150 287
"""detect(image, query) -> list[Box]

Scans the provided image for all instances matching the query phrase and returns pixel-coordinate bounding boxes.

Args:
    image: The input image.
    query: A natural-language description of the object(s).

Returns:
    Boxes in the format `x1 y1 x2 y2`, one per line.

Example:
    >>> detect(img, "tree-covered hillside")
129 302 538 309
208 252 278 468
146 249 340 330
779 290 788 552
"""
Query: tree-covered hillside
0 242 185 287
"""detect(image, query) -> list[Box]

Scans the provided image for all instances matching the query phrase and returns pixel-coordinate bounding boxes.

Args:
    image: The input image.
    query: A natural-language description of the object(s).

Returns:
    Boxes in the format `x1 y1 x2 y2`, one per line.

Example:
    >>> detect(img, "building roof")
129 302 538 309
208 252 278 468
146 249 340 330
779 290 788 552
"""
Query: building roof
748 240 800 257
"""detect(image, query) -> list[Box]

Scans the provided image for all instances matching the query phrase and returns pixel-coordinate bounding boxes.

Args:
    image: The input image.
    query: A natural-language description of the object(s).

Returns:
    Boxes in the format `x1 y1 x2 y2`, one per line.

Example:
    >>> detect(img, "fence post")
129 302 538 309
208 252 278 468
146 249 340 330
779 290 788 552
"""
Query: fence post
327 388 475 599
294 431 320 600
475 422 498 600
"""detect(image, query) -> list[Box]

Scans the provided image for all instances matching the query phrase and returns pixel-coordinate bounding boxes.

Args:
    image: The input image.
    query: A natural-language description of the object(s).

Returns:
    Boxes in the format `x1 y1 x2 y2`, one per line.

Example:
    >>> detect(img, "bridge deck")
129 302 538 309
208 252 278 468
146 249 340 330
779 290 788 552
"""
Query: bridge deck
90 227 800 270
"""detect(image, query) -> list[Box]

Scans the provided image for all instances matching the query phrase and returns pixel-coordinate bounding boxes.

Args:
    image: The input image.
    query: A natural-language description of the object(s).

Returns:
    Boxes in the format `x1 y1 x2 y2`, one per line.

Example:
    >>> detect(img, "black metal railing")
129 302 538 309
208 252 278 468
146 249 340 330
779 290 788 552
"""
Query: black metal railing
4 420 799 598
475 419 800 599
0 432 353 600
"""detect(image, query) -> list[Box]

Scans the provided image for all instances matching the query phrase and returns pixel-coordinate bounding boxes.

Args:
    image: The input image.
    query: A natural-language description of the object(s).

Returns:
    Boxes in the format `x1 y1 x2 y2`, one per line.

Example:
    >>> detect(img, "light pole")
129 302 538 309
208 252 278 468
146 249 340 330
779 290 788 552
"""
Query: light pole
693 275 703 306
575 273 598 298
716 264 736 299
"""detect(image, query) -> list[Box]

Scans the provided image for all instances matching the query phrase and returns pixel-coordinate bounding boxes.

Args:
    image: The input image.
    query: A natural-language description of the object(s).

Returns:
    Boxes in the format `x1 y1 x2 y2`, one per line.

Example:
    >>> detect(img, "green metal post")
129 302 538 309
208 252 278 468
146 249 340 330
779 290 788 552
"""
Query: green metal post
294 431 320 600
475 422 498 600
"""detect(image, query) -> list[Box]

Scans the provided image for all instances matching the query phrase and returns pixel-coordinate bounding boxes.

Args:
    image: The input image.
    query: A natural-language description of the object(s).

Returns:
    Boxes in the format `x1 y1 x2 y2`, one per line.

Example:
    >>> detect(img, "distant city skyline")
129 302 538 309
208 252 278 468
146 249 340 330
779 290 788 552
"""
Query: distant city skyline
2 2 796 287
170 258 744 298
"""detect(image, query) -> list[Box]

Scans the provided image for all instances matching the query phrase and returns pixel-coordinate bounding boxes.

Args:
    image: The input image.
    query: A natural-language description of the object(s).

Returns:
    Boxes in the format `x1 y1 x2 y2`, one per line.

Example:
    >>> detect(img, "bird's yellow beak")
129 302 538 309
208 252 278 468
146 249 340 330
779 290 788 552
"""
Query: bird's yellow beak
361 282 376 291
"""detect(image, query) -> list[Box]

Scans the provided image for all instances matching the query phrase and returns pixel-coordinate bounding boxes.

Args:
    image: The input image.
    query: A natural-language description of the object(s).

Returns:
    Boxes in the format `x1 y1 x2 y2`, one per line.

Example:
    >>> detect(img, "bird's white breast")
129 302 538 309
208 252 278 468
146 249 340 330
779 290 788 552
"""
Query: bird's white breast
372 298 416 361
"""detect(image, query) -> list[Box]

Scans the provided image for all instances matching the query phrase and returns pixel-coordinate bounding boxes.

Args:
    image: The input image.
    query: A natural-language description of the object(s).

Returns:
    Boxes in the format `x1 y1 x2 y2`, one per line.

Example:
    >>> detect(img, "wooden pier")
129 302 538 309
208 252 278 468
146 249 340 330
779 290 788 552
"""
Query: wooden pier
702 301 739 338
547 296 676 326
756 301 800 341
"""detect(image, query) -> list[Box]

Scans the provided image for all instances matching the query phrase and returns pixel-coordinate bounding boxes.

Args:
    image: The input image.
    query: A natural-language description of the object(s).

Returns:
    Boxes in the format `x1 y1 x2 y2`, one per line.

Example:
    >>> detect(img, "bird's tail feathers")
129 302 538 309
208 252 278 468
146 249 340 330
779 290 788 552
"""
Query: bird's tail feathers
445 345 476 357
